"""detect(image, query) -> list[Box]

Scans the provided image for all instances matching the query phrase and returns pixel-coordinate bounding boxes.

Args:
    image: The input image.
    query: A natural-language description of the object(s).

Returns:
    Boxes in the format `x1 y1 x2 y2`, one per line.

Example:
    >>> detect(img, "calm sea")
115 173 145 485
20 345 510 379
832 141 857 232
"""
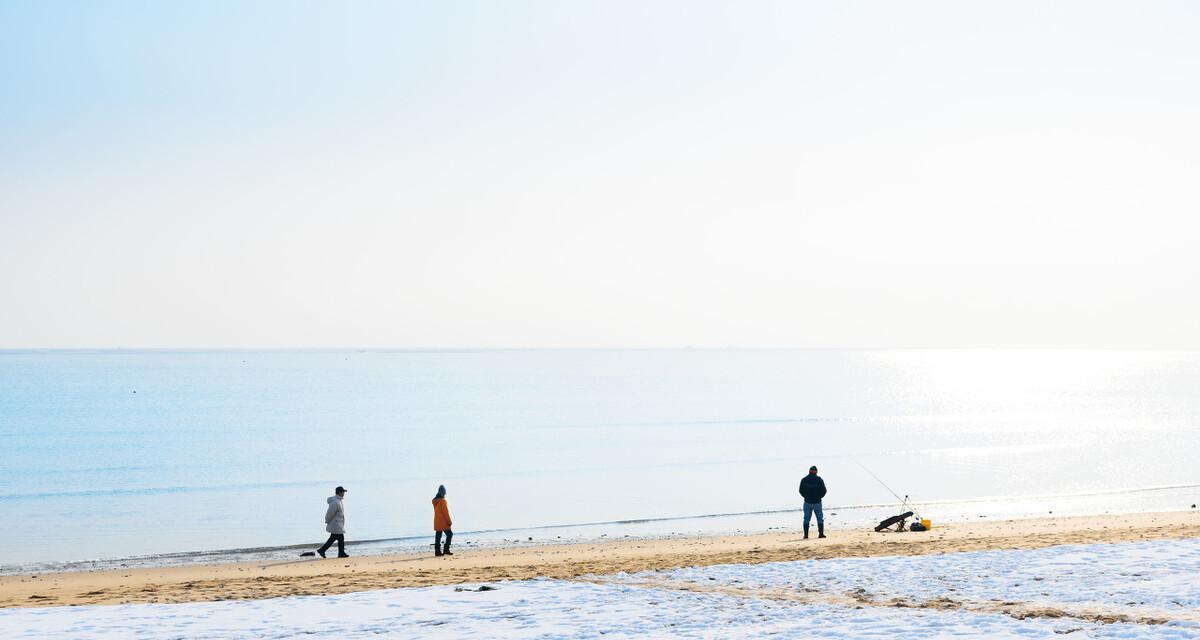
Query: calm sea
1 349 1197 572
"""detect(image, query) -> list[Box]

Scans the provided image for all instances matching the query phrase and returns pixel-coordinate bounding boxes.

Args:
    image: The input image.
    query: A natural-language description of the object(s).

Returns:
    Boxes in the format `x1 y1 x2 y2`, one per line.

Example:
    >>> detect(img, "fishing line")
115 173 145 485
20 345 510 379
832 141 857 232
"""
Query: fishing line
854 458 923 520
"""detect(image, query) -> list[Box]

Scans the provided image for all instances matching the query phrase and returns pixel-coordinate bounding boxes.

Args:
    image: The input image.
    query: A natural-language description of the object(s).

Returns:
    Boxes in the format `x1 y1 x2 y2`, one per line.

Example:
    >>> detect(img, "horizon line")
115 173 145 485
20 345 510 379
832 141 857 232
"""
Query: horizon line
2 346 1199 353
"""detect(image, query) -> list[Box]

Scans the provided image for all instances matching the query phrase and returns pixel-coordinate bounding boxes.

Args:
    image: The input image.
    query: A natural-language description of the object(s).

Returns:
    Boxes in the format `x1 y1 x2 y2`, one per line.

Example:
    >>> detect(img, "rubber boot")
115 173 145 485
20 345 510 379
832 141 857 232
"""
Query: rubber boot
443 541 453 556
803 524 810 539
818 523 826 539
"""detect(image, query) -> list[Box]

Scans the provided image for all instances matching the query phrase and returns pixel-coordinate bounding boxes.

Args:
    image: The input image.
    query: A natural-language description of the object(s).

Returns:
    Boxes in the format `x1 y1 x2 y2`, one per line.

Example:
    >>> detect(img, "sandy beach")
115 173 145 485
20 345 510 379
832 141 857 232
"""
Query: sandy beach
3 510 1196 610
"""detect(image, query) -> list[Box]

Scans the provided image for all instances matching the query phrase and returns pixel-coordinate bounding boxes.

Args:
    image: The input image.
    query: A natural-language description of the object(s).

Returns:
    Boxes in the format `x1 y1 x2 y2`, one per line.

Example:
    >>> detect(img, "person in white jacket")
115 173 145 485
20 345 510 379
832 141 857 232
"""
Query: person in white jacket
316 486 349 558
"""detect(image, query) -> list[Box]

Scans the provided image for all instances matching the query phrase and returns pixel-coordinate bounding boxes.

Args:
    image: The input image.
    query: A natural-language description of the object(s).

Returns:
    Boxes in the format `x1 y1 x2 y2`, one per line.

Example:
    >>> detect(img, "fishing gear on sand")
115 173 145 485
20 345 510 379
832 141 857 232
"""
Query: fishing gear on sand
855 459 931 532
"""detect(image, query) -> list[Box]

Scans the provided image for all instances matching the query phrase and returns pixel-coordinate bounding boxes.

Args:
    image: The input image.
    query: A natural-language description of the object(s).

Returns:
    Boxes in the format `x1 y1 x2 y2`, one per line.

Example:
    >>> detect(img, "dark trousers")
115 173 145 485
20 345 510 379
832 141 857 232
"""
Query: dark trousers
318 533 345 555
435 529 453 553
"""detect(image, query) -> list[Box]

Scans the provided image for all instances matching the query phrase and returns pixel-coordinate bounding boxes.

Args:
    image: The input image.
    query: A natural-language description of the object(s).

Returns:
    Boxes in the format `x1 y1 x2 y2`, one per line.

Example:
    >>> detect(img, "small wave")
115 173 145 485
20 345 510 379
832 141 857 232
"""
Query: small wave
0 479 340 501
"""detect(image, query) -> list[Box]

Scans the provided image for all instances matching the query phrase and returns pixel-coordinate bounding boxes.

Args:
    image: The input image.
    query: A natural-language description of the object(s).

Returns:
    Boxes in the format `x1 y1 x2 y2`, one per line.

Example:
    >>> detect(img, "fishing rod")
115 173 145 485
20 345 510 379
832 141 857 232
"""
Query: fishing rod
854 459 922 521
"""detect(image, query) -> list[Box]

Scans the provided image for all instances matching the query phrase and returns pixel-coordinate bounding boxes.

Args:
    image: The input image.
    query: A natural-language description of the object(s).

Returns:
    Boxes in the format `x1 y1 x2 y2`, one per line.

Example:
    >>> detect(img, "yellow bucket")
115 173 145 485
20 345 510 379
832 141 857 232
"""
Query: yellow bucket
921 519 932 530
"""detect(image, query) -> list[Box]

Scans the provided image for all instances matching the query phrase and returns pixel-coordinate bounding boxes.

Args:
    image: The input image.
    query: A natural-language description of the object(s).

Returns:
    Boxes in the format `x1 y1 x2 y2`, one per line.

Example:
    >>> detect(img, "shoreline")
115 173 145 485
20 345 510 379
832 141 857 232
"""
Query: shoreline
2 510 1197 609
11 483 1199 577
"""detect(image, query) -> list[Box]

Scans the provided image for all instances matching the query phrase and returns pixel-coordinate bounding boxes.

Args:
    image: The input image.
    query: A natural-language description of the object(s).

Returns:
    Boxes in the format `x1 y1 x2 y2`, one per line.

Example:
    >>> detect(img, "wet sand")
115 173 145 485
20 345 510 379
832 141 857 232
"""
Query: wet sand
2 510 1197 609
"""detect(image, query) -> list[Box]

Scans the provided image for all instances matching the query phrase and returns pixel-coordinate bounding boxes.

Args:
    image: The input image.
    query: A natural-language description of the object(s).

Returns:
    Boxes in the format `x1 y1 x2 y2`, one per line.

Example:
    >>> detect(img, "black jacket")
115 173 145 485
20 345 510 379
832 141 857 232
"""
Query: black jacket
799 474 827 504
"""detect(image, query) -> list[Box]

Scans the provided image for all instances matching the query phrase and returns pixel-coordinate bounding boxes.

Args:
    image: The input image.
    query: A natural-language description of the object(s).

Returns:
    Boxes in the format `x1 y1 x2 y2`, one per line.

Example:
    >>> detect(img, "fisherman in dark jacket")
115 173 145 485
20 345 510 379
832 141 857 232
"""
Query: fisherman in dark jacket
799 465 827 539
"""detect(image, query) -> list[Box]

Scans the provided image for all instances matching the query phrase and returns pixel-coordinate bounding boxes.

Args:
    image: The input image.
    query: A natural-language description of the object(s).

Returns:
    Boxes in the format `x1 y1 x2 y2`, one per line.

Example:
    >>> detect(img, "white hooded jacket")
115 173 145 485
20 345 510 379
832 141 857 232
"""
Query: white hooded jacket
324 496 345 534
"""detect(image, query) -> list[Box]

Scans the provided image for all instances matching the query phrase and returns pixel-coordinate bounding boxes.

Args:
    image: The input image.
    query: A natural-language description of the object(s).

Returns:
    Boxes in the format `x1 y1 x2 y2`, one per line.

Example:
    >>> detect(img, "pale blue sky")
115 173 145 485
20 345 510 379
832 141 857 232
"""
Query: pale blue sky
2 1 1199 348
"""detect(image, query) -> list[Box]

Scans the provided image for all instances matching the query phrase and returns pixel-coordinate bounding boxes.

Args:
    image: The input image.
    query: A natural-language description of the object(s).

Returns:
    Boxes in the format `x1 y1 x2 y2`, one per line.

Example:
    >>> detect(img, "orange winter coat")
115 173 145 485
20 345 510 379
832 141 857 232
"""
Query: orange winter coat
433 498 452 531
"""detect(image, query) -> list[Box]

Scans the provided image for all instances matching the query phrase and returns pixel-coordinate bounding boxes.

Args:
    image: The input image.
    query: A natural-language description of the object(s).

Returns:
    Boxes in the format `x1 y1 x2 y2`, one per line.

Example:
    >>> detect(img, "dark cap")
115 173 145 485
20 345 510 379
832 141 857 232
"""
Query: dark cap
809 466 818 471
335 486 347 493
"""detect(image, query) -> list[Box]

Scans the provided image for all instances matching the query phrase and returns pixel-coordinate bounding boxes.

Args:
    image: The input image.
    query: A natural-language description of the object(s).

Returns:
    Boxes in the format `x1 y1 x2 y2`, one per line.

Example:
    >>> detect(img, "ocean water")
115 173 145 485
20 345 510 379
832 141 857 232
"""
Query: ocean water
1 349 1197 572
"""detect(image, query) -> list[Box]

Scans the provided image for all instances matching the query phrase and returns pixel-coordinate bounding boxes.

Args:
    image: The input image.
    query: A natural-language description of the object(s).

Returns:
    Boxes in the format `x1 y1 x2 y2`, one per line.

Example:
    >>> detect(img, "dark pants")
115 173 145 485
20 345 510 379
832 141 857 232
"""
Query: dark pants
435 529 453 554
318 533 345 556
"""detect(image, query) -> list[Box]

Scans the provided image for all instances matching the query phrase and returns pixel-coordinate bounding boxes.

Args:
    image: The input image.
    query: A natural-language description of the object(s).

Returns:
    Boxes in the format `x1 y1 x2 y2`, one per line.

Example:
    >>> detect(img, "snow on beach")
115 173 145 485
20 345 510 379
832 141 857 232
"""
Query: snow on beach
2 538 1198 639
610 537 1200 622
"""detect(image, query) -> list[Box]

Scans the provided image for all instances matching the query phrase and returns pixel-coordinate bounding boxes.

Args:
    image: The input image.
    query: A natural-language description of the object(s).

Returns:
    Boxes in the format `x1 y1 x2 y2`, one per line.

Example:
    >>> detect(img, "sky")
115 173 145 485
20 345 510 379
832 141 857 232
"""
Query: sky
2 1 1198 349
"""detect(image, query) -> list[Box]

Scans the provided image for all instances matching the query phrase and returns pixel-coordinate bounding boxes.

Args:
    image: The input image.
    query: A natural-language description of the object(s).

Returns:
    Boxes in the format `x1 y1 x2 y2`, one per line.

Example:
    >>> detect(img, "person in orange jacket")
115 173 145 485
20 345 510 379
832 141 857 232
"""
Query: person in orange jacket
433 484 453 556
